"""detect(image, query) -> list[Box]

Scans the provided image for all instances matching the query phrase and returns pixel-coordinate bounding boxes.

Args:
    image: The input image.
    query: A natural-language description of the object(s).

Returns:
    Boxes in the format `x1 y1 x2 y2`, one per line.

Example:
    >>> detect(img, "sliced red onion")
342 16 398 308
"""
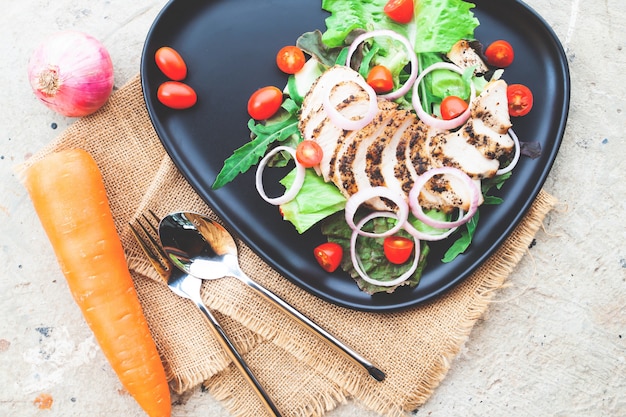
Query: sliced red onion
496 128 521 176
256 146 305 205
344 186 409 238
322 78 378 131
411 62 476 130
346 29 419 100
408 167 480 229
350 212 421 287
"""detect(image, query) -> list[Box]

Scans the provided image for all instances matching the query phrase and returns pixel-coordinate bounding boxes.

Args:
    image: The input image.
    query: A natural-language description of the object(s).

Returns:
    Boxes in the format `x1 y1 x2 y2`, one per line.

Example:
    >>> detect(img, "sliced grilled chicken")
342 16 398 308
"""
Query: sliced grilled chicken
429 129 500 179
298 65 513 214
341 109 413 211
446 39 489 74
417 174 481 213
463 118 515 161
334 108 397 197
471 79 512 134
299 65 363 124
377 111 416 196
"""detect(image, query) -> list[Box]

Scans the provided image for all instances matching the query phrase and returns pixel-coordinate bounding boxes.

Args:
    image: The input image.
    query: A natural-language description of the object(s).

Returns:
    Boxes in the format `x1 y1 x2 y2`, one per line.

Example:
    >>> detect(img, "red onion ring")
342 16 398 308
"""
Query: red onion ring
350 212 421 287
411 62 476 130
346 29 419 100
408 167 480 229
496 128 521 176
322 78 378 131
344 186 409 238
256 146 306 205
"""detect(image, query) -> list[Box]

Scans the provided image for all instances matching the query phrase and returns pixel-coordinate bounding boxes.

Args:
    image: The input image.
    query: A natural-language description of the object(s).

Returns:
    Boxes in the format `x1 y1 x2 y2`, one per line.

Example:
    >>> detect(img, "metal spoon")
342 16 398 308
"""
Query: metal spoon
158 212 385 382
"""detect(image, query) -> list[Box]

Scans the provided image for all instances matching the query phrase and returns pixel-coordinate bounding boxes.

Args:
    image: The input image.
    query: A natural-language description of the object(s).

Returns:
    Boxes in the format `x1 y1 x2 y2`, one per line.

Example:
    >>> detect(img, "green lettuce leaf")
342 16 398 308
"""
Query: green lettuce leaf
321 0 479 54
321 0 480 112
279 169 346 233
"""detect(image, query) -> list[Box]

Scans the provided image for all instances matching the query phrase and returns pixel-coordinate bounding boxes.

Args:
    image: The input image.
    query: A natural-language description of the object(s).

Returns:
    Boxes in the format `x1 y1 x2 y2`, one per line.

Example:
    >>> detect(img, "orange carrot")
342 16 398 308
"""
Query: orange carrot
23 149 171 417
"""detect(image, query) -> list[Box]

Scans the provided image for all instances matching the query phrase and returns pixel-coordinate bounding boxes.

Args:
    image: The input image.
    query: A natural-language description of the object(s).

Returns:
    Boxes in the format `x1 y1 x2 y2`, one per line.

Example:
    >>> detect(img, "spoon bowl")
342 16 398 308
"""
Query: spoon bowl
158 212 385 381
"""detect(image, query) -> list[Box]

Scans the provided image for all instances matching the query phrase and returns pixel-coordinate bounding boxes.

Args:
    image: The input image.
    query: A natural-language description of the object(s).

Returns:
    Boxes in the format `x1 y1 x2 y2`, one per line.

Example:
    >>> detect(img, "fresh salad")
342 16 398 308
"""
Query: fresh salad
212 0 539 295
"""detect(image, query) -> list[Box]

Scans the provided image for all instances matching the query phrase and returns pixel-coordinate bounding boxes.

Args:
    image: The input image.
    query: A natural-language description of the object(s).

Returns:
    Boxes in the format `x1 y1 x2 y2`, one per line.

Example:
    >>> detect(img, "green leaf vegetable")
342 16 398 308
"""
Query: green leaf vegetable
213 0 510 291
279 169 346 234
321 0 480 115
321 212 430 294
212 99 301 189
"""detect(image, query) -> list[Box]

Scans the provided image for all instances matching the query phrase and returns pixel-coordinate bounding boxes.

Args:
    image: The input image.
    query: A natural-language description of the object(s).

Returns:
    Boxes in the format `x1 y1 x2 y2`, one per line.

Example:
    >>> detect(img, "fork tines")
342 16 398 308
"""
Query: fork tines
129 210 171 278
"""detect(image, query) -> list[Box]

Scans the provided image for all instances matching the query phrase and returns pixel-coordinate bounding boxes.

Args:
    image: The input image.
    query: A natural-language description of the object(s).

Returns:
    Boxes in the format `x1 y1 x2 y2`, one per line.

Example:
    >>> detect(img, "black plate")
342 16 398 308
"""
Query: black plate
141 0 569 312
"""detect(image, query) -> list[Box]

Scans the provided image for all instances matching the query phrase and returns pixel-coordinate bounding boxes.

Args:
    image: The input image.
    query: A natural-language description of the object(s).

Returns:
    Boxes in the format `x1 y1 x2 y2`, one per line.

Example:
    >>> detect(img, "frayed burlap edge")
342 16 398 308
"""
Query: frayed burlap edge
357 189 558 416
206 340 351 417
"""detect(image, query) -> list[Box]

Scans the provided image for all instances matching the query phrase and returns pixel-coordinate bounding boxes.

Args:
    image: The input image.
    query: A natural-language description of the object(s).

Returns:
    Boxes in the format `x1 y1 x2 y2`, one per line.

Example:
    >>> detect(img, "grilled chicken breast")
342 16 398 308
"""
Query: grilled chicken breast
299 65 514 213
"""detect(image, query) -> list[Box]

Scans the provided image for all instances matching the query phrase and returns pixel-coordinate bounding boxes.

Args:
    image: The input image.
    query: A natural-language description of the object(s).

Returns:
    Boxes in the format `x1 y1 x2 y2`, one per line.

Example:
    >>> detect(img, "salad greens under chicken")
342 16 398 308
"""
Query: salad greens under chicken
213 0 538 295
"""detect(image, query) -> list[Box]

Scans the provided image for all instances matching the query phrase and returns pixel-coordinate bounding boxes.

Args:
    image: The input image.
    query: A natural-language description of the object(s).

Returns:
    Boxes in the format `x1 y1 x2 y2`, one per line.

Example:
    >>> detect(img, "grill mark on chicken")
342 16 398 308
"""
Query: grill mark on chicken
368 112 410 187
337 109 395 197
408 121 435 176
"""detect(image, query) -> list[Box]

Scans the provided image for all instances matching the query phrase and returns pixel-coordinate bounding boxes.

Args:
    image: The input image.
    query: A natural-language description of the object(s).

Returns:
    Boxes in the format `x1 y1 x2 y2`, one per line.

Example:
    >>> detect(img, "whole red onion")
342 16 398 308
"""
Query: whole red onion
27 30 114 117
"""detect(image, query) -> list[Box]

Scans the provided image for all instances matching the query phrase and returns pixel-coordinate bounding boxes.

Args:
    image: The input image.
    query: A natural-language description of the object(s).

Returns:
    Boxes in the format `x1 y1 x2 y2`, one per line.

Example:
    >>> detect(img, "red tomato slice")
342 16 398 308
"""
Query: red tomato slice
440 95 469 120
276 46 306 74
155 47 187 81
383 236 414 265
247 86 283 120
484 40 515 68
314 242 343 273
296 140 323 168
157 81 197 110
366 65 394 93
383 0 414 24
507 83 534 117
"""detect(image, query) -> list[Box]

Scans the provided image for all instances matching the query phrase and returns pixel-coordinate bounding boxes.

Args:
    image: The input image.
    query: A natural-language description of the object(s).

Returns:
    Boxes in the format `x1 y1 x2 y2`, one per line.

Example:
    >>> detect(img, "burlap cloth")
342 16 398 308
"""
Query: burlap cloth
21 75 557 417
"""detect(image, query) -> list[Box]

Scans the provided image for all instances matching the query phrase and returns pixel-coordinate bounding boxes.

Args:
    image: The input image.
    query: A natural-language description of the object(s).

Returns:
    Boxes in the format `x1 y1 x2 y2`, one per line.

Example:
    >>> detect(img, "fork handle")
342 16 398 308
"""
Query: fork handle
236 271 385 382
193 300 282 417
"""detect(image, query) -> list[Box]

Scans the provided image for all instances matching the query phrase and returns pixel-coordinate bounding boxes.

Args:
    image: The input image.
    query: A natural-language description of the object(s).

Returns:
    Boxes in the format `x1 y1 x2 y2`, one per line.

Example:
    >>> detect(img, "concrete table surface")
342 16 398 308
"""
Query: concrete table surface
1 1 624 416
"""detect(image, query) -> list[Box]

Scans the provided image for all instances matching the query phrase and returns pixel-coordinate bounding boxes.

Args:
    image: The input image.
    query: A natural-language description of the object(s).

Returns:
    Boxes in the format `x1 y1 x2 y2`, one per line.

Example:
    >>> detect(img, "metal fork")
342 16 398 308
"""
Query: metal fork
129 211 282 417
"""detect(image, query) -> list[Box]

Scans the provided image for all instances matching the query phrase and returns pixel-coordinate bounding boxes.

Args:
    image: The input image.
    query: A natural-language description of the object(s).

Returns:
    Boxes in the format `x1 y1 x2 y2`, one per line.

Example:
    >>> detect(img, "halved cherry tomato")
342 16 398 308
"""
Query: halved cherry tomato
314 242 343 273
507 83 533 117
484 40 515 68
155 46 187 81
157 81 197 109
440 95 469 120
366 65 394 93
276 46 306 74
383 236 414 265
296 140 323 168
247 86 283 120
383 0 414 24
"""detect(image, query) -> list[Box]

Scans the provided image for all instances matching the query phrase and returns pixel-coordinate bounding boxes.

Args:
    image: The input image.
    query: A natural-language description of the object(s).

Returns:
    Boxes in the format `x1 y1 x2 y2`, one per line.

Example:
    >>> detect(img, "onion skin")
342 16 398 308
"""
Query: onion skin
27 31 114 117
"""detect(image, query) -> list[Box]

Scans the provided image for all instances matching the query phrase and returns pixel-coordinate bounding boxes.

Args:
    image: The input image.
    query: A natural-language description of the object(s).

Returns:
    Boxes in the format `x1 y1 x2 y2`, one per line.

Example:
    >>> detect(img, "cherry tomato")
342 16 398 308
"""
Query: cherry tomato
384 0 414 24
507 83 534 117
157 81 197 109
440 95 469 120
366 65 394 93
383 236 414 265
484 40 515 68
314 242 343 273
296 140 323 168
276 46 306 74
247 86 283 120
155 46 187 81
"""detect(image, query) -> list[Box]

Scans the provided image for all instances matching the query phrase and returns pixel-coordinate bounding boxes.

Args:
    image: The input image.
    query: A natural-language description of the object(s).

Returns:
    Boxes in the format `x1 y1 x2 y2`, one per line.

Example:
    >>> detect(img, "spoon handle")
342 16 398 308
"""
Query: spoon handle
190 290 283 416
237 271 385 382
